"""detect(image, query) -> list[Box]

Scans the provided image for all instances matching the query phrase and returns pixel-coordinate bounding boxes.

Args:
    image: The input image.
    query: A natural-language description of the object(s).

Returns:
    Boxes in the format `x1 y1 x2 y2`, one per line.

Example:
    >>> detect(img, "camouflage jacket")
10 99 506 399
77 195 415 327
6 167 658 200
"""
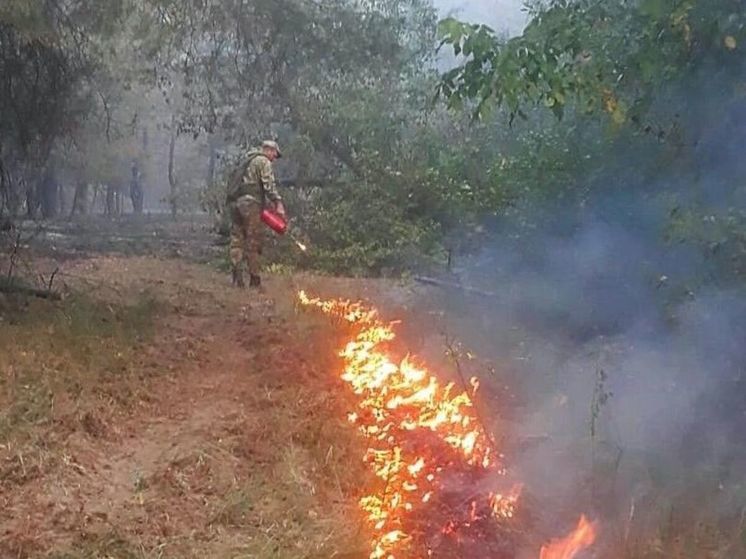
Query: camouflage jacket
234 149 282 204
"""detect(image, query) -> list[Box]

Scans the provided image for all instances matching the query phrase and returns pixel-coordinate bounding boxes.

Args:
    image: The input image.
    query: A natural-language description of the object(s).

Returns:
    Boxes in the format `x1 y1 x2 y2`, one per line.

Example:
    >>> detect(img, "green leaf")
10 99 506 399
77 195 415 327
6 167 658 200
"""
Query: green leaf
640 0 666 18
437 17 465 42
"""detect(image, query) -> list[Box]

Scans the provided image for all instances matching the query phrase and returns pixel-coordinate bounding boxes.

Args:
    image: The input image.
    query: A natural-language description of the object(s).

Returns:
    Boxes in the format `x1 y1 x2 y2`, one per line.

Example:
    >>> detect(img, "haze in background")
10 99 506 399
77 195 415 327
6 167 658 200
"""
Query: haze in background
434 0 528 35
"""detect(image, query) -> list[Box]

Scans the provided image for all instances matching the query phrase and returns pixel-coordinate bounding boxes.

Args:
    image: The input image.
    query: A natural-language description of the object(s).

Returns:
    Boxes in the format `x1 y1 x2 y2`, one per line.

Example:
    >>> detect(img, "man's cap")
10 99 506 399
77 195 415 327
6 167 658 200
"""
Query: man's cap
261 140 282 158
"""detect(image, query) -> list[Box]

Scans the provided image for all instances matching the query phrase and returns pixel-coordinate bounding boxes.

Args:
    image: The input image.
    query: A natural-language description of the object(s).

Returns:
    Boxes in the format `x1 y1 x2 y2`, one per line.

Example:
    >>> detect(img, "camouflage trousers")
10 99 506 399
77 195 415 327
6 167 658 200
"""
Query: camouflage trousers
229 196 263 277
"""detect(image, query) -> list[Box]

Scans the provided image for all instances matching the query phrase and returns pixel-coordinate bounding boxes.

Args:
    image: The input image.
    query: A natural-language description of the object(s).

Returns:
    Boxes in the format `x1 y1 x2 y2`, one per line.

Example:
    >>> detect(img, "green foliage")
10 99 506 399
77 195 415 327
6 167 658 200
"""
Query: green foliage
3 0 746 283
302 183 444 275
432 0 746 305
0 0 145 218
438 0 745 124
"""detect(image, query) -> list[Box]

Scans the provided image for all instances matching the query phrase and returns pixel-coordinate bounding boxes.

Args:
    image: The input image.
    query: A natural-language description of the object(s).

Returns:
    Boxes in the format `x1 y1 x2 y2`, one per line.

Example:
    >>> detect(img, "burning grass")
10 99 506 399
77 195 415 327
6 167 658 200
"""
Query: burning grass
540 516 596 559
9 256 741 559
297 291 592 559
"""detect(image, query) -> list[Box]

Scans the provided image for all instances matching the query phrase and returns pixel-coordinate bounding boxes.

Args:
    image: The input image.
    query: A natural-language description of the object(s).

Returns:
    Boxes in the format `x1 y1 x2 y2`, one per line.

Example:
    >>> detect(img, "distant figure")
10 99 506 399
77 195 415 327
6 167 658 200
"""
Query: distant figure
130 160 144 214
226 140 286 288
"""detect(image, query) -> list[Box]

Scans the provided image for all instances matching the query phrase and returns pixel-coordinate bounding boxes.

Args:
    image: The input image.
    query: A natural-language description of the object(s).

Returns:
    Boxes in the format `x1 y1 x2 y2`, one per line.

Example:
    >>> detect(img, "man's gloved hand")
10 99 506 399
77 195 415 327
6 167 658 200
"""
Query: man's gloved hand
275 201 287 219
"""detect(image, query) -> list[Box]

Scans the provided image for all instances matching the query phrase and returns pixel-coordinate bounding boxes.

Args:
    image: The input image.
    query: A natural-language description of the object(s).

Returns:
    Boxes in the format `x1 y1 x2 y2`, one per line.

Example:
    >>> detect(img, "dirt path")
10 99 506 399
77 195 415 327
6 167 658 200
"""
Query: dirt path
1 256 369 559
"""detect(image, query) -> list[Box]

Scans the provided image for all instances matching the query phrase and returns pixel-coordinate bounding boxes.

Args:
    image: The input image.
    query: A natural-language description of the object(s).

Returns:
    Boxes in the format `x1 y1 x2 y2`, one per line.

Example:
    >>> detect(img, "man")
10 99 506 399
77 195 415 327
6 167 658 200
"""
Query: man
227 140 286 288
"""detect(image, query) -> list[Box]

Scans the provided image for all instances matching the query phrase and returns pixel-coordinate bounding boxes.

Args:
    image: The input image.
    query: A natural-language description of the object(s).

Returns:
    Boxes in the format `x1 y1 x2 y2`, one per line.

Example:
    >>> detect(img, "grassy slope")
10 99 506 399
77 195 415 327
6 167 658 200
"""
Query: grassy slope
0 256 368 559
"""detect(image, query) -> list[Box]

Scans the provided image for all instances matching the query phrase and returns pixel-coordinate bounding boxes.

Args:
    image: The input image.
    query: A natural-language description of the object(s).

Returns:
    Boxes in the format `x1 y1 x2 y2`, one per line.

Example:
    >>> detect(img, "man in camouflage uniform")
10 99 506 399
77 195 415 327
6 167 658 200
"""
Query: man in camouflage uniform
227 140 286 288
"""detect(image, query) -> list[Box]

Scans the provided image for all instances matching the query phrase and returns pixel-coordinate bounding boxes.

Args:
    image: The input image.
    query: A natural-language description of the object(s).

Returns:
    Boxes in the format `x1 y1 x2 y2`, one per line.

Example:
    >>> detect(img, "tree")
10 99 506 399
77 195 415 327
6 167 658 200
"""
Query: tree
0 0 141 219
134 0 460 270
438 0 745 126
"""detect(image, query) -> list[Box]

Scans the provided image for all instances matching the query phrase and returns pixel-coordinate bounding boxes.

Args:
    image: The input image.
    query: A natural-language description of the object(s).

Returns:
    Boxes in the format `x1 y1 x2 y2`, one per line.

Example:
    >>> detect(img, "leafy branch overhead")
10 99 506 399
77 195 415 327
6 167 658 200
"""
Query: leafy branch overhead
437 0 744 124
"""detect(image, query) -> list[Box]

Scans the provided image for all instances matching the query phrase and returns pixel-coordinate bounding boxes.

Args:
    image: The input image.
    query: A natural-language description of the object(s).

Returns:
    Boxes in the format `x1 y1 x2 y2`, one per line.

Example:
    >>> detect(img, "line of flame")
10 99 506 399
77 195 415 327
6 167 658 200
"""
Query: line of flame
299 291 519 558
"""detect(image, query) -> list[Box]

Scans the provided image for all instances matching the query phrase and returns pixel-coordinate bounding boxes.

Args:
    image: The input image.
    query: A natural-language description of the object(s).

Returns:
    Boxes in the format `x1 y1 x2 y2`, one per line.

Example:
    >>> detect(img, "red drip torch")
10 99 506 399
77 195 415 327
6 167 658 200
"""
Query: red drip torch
261 208 308 252
261 208 288 234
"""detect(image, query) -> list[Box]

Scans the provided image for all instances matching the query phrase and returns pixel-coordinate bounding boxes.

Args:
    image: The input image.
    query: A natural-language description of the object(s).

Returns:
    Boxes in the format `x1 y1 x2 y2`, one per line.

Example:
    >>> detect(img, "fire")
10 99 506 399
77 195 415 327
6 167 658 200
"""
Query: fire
540 516 597 559
288 230 308 252
299 291 596 559
299 291 511 557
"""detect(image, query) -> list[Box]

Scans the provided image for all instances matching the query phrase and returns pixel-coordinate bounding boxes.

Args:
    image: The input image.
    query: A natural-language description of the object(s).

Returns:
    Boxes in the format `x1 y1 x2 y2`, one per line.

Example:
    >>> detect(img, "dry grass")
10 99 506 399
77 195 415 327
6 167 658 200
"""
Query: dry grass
0 291 159 475
1 257 371 559
46 533 160 559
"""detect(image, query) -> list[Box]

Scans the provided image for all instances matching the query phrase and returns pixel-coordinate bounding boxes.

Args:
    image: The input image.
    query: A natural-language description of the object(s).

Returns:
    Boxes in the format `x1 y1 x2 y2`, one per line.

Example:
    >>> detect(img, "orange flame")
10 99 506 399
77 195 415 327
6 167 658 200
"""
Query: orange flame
540 515 597 559
299 291 507 558
299 291 597 559
294 239 308 252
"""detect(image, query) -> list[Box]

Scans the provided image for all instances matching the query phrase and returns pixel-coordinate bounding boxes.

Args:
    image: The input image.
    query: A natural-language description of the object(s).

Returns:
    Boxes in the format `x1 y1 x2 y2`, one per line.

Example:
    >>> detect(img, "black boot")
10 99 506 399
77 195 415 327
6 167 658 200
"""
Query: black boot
249 274 261 288
232 267 245 288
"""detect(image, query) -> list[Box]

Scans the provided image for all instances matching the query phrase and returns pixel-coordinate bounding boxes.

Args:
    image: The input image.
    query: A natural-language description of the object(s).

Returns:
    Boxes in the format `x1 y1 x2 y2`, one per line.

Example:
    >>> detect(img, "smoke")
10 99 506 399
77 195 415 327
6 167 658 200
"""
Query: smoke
415 63 746 548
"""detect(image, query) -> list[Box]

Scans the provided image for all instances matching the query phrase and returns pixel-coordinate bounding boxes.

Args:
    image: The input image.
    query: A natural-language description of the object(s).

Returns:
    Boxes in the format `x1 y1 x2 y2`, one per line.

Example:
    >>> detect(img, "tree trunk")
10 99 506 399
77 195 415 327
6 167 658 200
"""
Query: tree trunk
39 177 58 218
0 155 6 217
115 183 123 215
91 184 99 213
57 182 66 216
2 162 21 217
206 141 217 188
141 127 149 211
168 116 178 219
25 175 38 218
105 184 115 216
71 181 88 216
130 176 144 214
